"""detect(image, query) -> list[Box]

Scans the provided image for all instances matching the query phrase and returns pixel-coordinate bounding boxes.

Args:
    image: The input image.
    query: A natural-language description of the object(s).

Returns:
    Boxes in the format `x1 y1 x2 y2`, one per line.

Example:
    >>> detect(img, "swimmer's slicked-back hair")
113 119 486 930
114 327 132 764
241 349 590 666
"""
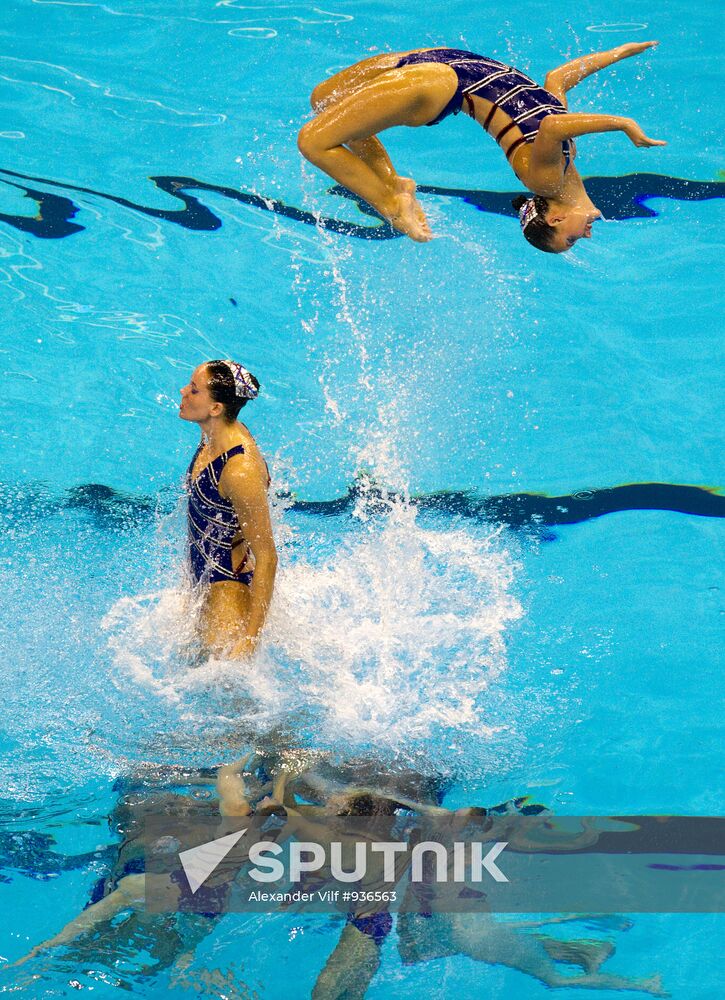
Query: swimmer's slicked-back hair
205 359 260 422
338 793 405 817
512 194 557 254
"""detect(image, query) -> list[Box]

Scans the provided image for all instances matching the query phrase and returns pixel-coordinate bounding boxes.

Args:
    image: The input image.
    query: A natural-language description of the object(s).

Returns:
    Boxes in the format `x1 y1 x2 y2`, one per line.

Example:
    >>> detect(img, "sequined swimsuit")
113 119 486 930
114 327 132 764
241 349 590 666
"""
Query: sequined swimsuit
395 48 572 169
186 444 253 586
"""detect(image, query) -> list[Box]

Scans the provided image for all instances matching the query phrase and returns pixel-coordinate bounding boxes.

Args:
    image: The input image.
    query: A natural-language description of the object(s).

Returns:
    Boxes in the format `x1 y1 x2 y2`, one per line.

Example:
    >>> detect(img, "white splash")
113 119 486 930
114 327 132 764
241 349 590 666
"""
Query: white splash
270 498 523 746
103 489 523 758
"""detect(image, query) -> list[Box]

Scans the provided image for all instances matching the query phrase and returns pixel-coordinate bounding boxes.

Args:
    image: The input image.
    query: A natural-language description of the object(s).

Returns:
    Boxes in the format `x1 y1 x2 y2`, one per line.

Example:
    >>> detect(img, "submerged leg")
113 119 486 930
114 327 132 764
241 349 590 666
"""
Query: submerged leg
539 935 615 972
449 918 667 995
216 754 254 816
536 971 668 995
544 42 659 100
312 923 383 1000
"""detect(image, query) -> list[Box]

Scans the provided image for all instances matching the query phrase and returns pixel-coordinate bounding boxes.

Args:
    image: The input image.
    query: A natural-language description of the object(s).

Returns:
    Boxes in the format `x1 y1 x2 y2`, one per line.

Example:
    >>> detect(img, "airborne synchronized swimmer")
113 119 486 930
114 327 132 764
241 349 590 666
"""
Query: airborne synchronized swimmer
298 41 664 252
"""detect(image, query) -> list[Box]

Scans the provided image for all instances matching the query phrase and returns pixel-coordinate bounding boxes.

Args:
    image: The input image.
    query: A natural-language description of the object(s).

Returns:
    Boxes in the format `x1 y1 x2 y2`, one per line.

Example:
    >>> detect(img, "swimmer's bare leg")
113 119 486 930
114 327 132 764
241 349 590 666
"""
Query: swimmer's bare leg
310 56 426 224
216 753 254 817
200 581 253 658
538 936 615 973
312 923 381 1000
8 873 148 968
298 65 457 242
346 138 427 229
256 769 290 813
453 925 666 994
310 54 406 113
346 137 396 184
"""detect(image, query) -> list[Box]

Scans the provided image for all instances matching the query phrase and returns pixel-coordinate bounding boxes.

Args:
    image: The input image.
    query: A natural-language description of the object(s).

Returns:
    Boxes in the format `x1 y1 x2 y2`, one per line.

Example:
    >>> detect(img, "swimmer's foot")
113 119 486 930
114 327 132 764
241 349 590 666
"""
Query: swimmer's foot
580 940 615 973
640 974 669 997
388 178 432 242
400 176 429 227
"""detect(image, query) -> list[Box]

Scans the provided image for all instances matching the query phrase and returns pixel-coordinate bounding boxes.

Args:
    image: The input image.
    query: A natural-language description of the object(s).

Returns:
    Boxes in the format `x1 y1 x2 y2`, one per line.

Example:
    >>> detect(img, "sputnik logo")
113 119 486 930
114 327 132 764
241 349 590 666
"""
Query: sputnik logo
177 831 510 894
179 829 247 894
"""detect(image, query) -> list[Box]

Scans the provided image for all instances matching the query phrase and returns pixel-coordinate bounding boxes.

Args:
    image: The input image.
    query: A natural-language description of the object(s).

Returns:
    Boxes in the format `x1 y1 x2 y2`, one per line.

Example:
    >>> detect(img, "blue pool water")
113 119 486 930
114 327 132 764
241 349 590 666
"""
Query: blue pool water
0 0 722 996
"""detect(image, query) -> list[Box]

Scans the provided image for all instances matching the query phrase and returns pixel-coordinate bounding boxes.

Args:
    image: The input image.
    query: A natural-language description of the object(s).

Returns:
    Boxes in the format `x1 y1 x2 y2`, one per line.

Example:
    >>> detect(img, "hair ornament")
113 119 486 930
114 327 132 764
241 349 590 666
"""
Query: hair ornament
518 197 539 230
223 360 258 400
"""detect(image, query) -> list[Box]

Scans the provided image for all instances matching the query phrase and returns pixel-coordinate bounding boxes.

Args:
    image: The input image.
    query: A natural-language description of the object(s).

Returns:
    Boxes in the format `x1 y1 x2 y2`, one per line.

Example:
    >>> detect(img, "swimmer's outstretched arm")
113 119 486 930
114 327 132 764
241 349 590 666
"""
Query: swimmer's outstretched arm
530 111 665 177
545 41 659 98
7 873 147 969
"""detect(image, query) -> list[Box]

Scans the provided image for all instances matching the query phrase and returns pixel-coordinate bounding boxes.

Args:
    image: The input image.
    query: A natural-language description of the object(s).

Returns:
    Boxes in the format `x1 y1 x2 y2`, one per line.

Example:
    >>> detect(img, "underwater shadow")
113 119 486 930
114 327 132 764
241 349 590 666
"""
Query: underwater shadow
2 479 722 533
0 166 722 241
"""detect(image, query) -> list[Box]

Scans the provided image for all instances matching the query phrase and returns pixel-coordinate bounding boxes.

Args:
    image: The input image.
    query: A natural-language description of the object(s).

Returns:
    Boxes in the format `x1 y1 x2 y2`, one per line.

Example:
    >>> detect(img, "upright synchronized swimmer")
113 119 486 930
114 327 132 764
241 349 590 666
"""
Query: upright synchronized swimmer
179 360 277 658
298 42 665 251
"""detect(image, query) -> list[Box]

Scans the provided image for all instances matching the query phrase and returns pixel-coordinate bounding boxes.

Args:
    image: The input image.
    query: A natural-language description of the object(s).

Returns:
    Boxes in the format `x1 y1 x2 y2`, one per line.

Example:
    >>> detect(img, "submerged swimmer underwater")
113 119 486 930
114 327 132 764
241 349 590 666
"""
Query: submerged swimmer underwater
6 756 671 998
0 2 722 998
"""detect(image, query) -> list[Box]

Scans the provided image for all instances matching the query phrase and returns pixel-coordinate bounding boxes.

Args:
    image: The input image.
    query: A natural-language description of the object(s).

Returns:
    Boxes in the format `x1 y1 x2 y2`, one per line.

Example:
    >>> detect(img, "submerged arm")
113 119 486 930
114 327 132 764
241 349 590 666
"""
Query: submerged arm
8 874 147 968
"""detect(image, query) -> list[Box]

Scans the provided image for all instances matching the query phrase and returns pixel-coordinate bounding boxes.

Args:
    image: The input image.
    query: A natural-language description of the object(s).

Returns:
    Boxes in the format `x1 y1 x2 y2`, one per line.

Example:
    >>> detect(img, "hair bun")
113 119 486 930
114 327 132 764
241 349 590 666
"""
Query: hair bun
511 194 528 211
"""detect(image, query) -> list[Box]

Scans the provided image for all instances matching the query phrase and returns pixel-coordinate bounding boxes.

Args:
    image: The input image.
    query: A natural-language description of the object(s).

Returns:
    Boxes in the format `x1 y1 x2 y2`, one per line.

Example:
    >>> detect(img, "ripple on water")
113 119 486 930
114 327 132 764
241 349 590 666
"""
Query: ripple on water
586 23 648 33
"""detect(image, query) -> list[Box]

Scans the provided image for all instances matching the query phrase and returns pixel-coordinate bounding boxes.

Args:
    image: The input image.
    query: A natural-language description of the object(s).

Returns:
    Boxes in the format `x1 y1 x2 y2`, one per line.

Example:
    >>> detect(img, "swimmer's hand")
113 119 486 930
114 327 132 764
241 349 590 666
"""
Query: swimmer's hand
614 41 659 60
624 119 667 148
256 796 286 816
4 946 41 969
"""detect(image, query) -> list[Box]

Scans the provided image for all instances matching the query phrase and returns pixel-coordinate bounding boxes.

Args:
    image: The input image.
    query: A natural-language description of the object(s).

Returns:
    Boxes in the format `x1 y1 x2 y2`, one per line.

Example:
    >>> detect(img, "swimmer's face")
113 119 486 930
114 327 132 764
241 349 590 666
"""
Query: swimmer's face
179 365 222 423
547 207 602 253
